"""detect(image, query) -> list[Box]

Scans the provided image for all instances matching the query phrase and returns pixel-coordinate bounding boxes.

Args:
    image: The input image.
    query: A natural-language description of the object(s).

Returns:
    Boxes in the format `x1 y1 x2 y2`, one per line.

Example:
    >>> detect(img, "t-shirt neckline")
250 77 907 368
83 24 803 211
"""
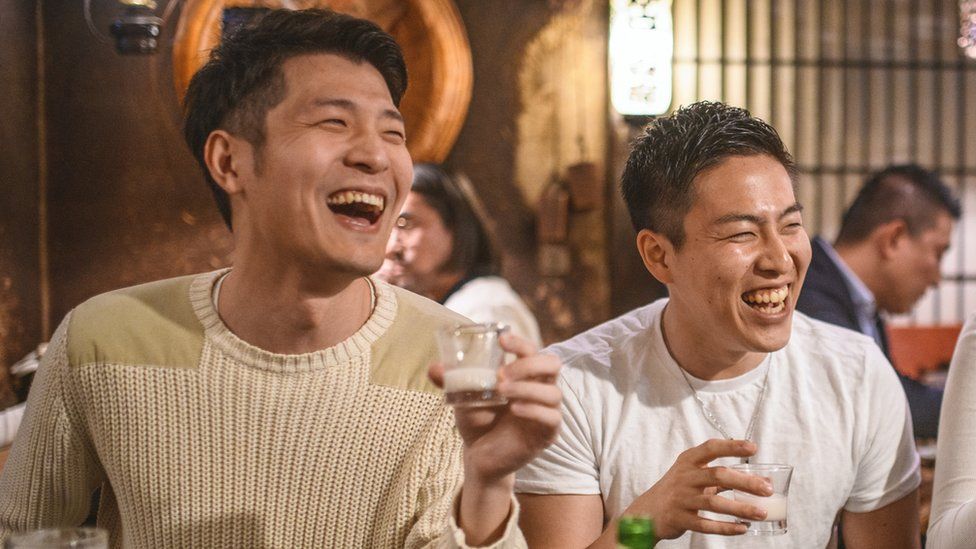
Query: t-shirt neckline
650 304 775 393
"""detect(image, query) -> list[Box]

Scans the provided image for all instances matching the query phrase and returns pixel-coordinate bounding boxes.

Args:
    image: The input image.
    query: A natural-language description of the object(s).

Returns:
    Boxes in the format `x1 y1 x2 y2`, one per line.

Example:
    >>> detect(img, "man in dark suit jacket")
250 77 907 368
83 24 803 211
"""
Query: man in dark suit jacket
797 165 960 439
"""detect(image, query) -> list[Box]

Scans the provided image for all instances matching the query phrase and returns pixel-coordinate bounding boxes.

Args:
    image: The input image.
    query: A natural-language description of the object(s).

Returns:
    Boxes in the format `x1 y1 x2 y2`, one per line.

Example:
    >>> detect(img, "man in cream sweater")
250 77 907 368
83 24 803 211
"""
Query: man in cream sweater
0 9 561 548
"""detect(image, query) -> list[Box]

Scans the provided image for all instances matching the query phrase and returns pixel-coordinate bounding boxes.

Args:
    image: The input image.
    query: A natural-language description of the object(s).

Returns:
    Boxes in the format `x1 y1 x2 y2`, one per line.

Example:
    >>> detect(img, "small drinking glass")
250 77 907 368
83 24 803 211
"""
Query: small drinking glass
437 322 509 407
5 527 108 549
731 463 793 535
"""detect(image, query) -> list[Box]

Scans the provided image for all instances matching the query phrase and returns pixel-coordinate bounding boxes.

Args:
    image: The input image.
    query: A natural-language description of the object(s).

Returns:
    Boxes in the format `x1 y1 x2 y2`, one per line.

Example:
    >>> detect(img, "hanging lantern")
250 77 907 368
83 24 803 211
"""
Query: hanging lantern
959 1 976 59
608 0 673 116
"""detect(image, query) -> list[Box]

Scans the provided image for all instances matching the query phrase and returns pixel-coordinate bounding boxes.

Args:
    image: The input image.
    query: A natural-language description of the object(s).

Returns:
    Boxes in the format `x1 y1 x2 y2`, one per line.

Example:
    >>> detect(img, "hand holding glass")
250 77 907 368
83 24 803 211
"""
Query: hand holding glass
731 463 793 535
437 323 509 407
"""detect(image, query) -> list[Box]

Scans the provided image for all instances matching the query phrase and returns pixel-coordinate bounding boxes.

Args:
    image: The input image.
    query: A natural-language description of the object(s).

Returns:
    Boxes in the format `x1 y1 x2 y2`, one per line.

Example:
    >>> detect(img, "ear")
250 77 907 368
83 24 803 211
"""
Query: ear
874 219 910 260
636 229 675 284
203 130 249 195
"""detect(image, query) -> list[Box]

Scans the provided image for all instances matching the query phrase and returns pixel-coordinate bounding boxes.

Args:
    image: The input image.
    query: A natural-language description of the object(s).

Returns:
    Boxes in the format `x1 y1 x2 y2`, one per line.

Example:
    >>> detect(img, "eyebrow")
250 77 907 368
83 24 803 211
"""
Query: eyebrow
308 98 404 123
712 202 804 226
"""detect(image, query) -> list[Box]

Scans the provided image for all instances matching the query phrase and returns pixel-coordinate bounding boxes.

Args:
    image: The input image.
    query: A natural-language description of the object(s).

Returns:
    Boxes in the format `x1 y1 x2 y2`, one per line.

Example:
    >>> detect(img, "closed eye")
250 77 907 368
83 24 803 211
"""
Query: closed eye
780 220 804 235
728 232 757 242
384 130 406 144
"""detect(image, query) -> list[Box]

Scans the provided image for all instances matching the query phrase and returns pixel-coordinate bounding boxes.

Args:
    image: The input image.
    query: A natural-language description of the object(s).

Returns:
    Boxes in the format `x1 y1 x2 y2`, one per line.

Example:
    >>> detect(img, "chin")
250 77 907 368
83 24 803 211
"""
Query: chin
747 326 793 353
331 256 385 279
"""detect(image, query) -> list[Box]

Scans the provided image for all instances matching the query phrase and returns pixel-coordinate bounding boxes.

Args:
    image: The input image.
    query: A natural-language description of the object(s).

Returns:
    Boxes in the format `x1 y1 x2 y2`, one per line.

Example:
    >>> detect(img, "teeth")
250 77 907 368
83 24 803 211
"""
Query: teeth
743 286 789 305
326 191 385 210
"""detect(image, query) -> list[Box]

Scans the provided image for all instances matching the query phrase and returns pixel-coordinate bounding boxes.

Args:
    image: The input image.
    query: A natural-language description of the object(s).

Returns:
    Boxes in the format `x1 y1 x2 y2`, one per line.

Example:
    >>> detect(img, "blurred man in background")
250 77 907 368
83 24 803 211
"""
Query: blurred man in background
797 164 960 439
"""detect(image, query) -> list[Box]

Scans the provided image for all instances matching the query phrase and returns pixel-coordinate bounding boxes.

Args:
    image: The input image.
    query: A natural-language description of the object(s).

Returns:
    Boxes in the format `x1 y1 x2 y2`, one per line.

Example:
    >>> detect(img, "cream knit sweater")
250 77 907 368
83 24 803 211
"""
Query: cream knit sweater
0 271 526 548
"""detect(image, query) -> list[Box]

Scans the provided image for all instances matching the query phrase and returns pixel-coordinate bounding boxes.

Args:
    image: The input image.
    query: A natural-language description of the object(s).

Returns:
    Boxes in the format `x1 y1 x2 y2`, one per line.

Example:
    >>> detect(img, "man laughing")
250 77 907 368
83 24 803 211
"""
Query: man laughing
515 102 920 549
0 9 560 548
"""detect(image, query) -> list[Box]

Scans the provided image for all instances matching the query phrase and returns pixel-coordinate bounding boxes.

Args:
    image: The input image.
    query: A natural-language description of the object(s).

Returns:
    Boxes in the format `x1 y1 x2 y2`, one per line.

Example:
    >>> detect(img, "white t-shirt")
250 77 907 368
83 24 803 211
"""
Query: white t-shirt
927 312 976 549
515 299 920 548
444 276 543 348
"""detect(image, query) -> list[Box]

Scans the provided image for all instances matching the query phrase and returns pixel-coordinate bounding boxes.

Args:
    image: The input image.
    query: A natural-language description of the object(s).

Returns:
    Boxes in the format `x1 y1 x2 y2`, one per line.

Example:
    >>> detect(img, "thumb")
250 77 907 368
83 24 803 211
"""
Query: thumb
428 362 445 388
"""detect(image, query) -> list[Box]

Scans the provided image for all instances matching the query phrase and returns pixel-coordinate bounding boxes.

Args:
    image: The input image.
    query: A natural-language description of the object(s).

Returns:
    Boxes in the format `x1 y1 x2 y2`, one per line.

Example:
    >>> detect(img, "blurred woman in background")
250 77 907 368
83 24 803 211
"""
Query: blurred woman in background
379 163 542 347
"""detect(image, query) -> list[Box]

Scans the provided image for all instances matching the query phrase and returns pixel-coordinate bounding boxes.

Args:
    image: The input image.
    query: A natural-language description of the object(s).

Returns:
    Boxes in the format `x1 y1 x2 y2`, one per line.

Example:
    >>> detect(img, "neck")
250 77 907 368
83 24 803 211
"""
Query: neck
661 303 767 380
425 271 466 303
216 260 373 355
834 241 882 296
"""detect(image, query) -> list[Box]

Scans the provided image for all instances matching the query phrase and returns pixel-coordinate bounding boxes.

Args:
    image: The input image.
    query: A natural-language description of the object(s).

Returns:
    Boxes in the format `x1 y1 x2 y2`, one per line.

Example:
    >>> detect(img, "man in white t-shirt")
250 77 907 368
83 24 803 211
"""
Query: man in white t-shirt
515 101 921 548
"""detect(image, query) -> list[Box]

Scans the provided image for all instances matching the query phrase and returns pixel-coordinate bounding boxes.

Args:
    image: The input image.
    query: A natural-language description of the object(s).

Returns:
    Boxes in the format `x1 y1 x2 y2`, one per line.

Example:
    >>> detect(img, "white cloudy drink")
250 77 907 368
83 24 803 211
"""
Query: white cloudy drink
731 463 793 535
438 323 509 407
735 492 787 522
443 367 503 406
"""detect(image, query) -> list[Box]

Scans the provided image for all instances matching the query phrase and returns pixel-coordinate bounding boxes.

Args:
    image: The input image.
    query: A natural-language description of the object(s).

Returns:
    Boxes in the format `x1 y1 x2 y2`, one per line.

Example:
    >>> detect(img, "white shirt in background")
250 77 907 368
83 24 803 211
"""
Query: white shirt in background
515 299 920 548
0 403 25 448
444 276 543 348
928 312 976 549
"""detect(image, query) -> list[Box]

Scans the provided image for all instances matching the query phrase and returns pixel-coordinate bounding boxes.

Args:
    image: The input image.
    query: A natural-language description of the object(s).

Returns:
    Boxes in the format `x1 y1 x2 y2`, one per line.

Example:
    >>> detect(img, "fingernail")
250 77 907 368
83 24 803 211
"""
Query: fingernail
763 482 773 495
753 508 767 520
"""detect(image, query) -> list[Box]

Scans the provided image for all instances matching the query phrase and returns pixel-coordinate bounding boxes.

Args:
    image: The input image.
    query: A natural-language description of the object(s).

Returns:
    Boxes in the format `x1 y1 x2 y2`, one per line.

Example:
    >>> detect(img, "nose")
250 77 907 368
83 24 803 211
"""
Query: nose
344 128 390 174
757 232 792 275
385 228 403 260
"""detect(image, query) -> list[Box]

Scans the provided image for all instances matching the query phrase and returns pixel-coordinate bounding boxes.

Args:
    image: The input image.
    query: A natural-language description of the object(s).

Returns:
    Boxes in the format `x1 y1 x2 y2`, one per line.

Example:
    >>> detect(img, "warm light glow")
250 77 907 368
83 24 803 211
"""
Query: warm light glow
119 0 158 8
960 1 976 59
609 0 673 116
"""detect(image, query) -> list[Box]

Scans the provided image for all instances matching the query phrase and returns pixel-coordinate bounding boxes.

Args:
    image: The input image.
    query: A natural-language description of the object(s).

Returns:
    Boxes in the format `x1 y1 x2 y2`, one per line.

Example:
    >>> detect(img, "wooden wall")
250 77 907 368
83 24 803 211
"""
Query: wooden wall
0 0 41 406
42 0 234 327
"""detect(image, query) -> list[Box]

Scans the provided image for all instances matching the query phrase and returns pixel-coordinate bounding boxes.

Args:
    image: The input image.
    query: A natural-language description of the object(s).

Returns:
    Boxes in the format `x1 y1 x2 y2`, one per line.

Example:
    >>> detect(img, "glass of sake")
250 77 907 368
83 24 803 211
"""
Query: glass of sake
731 463 793 535
437 322 509 407
5 527 108 549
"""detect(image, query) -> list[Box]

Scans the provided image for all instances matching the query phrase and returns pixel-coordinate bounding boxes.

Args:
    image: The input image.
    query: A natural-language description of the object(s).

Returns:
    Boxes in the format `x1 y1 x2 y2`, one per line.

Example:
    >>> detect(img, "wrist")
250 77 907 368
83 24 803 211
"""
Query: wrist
462 453 517 490
457 460 516 545
463 456 516 494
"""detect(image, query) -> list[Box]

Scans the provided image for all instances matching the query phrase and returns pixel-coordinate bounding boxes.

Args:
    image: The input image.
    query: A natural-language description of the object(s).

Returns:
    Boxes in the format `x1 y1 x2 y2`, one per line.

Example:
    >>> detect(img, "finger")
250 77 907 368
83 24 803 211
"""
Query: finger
680 439 756 466
427 362 445 388
696 494 768 521
497 380 562 407
500 354 561 382
686 516 749 536
712 467 773 496
499 332 538 358
508 402 563 431
704 467 774 496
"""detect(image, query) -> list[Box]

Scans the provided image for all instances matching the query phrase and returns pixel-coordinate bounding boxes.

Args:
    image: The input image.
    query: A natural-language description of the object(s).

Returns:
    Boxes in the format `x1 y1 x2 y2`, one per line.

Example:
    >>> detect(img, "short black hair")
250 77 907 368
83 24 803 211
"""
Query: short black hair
411 164 499 279
621 101 796 248
836 164 961 246
183 8 407 230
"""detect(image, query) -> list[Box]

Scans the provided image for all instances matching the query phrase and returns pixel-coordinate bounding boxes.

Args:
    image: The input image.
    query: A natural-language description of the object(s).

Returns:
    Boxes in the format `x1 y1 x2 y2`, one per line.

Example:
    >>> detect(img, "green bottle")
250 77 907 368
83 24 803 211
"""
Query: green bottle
617 516 656 548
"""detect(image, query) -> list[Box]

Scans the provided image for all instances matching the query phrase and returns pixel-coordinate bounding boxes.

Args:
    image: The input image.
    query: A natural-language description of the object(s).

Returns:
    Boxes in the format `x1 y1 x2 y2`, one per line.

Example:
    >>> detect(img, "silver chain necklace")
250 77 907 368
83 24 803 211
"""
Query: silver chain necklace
678 355 772 464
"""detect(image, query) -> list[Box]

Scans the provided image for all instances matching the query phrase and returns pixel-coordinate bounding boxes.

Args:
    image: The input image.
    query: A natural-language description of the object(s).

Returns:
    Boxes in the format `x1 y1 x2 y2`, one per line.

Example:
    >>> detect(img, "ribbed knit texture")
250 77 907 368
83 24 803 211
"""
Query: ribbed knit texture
0 271 526 548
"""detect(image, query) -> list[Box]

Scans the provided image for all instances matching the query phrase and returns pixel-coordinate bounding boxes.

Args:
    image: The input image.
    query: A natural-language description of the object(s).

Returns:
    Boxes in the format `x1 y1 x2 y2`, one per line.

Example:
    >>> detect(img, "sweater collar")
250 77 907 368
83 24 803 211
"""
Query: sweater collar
189 269 397 372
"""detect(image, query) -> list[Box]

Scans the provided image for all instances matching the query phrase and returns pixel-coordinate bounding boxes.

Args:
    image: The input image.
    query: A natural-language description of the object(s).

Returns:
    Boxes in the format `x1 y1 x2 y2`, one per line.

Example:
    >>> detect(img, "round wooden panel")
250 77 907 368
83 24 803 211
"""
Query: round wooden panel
172 0 472 163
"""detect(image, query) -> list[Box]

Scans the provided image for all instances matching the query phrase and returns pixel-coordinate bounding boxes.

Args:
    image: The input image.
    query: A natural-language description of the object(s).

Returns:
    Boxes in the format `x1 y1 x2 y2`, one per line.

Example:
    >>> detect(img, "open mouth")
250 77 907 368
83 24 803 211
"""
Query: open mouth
741 286 789 314
326 190 385 226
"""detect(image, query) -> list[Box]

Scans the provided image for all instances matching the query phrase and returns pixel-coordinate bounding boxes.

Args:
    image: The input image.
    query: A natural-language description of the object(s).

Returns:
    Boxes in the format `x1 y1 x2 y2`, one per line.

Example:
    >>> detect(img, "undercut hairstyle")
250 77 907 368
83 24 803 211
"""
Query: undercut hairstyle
621 101 797 249
411 164 500 279
835 164 961 246
183 8 407 230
